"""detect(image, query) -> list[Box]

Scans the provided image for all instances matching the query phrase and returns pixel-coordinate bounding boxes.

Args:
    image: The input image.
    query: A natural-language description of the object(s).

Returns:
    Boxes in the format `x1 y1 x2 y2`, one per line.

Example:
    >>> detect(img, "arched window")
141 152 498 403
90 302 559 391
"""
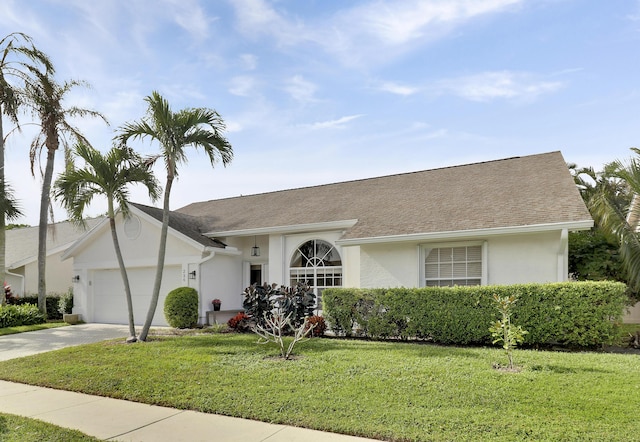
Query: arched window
289 239 342 311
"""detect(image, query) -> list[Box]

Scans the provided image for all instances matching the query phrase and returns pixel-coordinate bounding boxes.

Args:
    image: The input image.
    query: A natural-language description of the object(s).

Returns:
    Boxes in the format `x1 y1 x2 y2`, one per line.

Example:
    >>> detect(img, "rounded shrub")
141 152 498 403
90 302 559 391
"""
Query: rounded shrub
164 287 199 329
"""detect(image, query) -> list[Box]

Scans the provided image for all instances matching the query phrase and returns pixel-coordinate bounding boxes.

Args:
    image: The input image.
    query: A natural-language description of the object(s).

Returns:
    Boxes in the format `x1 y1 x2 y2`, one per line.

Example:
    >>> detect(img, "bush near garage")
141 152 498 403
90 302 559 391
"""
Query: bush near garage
0 304 45 327
322 281 627 348
8 292 72 320
164 287 199 329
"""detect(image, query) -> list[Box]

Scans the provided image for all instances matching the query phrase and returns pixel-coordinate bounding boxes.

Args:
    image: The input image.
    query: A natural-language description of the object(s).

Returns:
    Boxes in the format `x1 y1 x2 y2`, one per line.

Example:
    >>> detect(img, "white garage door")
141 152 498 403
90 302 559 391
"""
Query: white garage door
92 266 182 326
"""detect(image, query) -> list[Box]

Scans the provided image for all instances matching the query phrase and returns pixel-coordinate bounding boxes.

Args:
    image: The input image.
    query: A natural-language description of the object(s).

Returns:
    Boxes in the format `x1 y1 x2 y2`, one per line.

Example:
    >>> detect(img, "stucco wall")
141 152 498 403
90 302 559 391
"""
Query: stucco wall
21 251 74 295
199 252 243 322
72 214 201 268
487 231 561 285
357 230 567 288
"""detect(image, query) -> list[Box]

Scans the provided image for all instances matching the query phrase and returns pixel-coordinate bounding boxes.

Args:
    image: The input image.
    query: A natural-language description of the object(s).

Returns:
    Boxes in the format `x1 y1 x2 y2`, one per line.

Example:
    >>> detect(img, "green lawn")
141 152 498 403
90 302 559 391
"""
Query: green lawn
0 322 68 337
0 413 99 441
0 334 638 441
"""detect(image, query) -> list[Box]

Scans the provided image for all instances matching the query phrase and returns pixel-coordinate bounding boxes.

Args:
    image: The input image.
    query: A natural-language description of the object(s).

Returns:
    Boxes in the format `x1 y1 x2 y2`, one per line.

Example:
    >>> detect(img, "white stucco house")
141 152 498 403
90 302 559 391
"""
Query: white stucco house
63 151 594 326
6 218 103 296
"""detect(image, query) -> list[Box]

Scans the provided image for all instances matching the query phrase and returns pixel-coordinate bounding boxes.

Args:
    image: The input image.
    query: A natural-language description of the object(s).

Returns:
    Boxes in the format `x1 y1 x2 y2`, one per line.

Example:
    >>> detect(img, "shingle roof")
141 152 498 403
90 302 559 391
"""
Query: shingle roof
175 152 592 241
7 217 105 268
130 203 226 248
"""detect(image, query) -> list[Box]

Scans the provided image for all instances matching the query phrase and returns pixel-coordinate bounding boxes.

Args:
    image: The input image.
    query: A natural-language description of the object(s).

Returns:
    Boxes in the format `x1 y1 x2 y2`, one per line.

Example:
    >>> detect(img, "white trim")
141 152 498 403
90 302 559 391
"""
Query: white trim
205 219 359 238
61 217 110 260
6 269 24 296
8 240 77 269
336 220 593 246
419 240 486 287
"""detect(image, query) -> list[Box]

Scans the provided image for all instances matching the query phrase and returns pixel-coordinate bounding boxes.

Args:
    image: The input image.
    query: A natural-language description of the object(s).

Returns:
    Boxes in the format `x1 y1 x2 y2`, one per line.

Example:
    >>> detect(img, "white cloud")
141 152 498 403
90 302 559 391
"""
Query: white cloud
378 81 420 96
283 75 317 102
306 114 364 130
229 0 524 67
239 53 258 70
437 71 563 102
168 0 214 40
229 76 257 97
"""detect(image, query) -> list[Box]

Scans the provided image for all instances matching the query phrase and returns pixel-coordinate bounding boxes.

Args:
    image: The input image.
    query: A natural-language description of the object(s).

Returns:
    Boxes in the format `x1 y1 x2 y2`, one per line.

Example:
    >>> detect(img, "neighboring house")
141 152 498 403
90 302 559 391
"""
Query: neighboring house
64 151 594 327
6 218 104 296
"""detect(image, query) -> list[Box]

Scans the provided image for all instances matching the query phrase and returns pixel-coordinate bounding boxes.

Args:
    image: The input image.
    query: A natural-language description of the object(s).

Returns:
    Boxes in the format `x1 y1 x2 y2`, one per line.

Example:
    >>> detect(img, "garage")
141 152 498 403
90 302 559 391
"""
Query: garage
91 266 182 326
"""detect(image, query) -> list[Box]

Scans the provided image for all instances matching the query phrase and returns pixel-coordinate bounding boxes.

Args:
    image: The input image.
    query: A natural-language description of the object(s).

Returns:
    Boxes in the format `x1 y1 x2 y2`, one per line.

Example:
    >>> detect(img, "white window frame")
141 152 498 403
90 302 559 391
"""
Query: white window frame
419 241 487 287
289 239 343 311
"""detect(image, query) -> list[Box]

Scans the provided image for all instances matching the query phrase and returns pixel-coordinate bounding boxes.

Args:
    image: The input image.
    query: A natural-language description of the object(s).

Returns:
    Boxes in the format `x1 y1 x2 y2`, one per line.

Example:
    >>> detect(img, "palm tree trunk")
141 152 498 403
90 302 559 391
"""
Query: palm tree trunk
108 204 137 340
0 111 6 305
37 148 55 317
138 176 173 341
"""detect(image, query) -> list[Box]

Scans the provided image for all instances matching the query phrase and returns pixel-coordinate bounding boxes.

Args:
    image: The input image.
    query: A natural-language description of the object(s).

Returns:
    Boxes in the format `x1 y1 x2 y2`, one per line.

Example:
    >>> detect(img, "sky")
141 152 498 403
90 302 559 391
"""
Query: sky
1 0 640 226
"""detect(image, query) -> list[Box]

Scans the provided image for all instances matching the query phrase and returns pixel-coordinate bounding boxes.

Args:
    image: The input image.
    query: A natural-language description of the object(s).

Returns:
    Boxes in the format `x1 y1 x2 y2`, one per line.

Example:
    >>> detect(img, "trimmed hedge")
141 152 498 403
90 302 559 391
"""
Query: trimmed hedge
9 295 69 320
164 287 199 329
0 304 46 328
322 282 627 347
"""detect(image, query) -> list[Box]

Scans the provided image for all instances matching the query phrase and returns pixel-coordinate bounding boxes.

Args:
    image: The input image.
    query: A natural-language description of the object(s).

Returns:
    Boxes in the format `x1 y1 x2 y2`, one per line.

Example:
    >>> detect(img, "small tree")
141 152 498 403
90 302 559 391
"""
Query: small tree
489 294 527 370
253 311 315 360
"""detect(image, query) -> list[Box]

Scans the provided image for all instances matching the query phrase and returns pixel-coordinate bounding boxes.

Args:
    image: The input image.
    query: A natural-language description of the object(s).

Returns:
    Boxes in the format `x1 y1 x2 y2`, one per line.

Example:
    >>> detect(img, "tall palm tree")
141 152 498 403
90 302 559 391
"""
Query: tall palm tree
590 148 640 292
24 71 106 315
0 32 52 304
54 141 160 340
117 91 232 341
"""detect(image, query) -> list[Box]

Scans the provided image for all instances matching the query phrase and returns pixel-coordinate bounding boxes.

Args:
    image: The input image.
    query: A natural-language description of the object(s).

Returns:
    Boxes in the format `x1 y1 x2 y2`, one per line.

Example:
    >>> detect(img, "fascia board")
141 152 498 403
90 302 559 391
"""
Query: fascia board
206 219 359 238
336 220 594 246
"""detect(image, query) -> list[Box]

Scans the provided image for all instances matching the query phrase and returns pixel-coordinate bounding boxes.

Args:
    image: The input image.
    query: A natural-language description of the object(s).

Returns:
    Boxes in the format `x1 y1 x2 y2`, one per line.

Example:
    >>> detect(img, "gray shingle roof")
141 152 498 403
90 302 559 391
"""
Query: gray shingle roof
175 152 591 240
7 217 105 268
131 203 226 248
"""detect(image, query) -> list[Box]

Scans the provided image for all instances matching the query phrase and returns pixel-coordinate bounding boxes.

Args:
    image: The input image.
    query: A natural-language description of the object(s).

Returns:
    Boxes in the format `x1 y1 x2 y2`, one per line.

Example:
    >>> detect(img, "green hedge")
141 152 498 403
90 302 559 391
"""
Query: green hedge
322 282 627 347
0 304 46 328
164 287 199 329
9 295 67 320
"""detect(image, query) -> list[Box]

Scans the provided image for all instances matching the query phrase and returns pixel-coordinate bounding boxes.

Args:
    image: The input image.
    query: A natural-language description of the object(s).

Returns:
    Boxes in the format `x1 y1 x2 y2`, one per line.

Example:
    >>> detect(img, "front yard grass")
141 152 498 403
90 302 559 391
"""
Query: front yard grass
0 413 99 441
0 334 638 441
0 322 67 336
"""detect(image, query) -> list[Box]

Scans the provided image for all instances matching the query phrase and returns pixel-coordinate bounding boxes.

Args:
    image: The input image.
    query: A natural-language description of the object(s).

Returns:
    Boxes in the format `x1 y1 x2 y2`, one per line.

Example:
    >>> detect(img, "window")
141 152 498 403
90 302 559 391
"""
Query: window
424 245 482 287
289 239 342 311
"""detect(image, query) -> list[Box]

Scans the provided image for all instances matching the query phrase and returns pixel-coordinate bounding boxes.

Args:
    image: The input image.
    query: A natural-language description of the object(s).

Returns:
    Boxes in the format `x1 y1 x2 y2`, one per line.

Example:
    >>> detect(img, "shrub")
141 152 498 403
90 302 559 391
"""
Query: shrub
58 290 73 316
242 282 316 331
306 315 326 337
8 294 69 320
164 287 199 329
0 304 45 327
323 281 627 348
228 312 251 332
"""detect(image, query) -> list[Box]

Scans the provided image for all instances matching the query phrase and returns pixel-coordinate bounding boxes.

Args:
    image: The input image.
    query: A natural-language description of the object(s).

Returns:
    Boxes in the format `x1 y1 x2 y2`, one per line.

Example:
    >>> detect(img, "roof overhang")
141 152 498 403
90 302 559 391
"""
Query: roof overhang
336 220 594 246
205 219 359 238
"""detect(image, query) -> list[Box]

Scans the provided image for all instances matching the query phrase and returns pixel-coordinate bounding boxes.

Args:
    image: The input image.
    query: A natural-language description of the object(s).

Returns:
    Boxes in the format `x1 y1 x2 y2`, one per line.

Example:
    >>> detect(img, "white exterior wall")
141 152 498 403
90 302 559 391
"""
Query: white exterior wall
17 251 74 296
356 230 568 288
70 213 206 323
199 252 243 323
360 243 419 288
341 245 360 287
487 231 562 285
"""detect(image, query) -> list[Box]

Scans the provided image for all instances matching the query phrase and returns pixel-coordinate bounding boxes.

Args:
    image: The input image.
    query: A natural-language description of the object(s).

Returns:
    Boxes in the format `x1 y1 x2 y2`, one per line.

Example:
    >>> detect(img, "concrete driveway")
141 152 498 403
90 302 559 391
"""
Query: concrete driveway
0 323 130 361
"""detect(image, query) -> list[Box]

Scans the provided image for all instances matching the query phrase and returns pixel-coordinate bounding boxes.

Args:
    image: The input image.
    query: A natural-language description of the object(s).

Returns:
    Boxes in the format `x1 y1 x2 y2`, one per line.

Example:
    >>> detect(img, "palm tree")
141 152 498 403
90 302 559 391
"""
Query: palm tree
117 91 232 341
590 148 640 292
0 32 52 304
54 141 160 340
24 70 106 316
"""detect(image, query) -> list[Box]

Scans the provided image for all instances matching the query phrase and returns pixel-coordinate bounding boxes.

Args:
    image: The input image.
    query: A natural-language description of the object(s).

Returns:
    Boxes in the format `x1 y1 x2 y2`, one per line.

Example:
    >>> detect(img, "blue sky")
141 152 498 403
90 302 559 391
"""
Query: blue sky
1 0 640 225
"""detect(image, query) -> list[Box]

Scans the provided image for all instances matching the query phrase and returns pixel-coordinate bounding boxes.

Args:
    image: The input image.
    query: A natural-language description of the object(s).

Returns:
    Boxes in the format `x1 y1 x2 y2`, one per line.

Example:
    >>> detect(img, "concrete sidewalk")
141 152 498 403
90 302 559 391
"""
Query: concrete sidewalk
0 381 377 442
0 325 379 441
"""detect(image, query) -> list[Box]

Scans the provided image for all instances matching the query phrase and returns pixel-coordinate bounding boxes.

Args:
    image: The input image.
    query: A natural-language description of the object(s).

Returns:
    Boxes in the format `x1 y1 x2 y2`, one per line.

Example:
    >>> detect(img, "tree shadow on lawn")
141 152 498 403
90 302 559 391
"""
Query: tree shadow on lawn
165 332 484 361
